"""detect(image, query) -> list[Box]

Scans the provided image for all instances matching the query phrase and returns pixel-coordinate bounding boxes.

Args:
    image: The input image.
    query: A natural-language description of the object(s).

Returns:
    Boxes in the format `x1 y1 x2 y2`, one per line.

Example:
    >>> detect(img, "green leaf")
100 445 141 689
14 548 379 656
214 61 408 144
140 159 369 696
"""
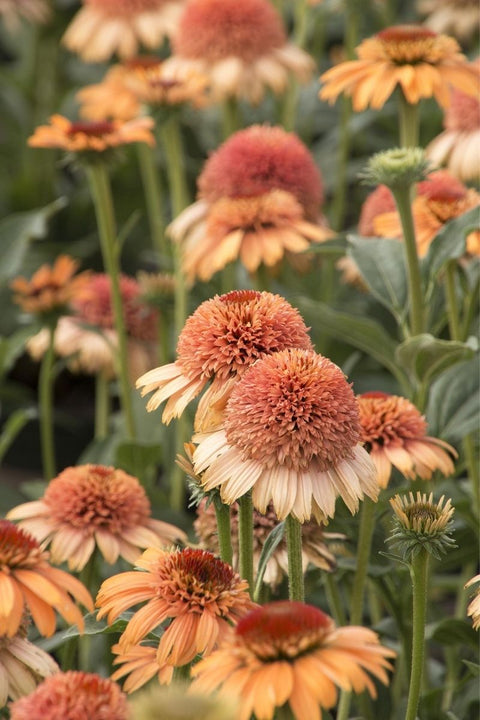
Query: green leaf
423 206 480 284
0 198 67 282
115 441 163 477
304 236 348 256
0 408 36 464
37 612 134 652
462 660 480 677
427 618 478 649
253 522 285 601
395 334 477 386
0 324 41 376
426 356 480 441
348 235 408 324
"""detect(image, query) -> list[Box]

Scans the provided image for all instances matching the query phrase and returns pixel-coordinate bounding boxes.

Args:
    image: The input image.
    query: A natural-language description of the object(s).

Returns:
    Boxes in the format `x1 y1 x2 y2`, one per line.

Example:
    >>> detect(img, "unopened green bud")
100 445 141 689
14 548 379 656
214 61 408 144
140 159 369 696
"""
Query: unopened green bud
362 147 431 190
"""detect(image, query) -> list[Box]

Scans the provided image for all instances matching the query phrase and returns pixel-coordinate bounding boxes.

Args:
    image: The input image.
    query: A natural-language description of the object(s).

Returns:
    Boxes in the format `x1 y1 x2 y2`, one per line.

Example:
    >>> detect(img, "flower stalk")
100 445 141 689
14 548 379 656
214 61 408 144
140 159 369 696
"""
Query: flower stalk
94 372 110 441
238 492 254 596
398 90 420 148
214 501 233 566
405 548 429 720
136 142 167 261
39 320 57 481
285 514 304 602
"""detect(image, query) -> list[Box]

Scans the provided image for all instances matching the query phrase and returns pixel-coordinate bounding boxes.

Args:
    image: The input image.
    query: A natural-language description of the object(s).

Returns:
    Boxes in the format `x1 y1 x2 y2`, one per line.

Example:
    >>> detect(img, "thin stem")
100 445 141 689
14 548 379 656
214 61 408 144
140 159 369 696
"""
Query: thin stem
293 0 309 47
173 663 191 681
398 90 420 148
39 321 57 481
285 514 304 602
444 260 461 340
214 501 233 566
405 549 429 720
238 492 254 596
350 498 376 624
392 186 424 336
94 372 110 441
324 573 346 626
464 434 480 519
136 142 167 261
222 97 240 139
86 162 136 441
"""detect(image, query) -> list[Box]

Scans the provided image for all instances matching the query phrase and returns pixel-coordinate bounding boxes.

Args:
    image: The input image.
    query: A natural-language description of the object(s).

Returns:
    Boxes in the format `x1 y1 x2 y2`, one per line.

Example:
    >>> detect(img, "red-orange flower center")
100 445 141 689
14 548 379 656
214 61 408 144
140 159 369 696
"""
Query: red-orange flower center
358 393 428 451
85 0 170 17
0 520 45 570
224 349 361 471
67 120 115 137
43 465 151 534
377 25 437 43
373 24 445 64
173 0 286 63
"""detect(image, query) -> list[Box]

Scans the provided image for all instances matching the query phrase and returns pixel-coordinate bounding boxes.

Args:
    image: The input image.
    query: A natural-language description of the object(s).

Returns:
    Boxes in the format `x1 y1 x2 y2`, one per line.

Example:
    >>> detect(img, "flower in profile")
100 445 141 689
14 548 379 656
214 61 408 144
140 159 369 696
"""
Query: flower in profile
27 273 159 381
193 348 379 523
388 492 456 560
169 125 333 282
357 392 457 488
320 25 478 110
111 642 174 693
77 65 142 122
0 520 93 638
191 600 396 720
62 0 184 63
465 574 480 630
128 681 238 720
28 115 155 156
0 0 49 32
7 464 186 571
194 498 344 588
96 547 257 666
0 619 59 705
136 290 312 430
9 670 129 720
427 59 480 183
11 255 89 317
417 0 480 43
167 0 313 103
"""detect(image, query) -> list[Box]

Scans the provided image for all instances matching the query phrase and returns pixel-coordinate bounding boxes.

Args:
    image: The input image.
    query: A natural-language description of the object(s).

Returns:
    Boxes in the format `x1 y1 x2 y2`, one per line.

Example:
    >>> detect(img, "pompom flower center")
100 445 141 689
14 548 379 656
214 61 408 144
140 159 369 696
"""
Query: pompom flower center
375 25 441 63
43 465 151 534
225 349 361 471
67 121 115 137
0 520 45 569
358 393 427 450
85 0 168 17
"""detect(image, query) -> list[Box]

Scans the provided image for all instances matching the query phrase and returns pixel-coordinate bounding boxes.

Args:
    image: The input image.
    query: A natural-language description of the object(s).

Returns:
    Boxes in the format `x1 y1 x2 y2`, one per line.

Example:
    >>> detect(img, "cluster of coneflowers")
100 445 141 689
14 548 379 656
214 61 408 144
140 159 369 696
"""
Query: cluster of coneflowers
0 0 479 718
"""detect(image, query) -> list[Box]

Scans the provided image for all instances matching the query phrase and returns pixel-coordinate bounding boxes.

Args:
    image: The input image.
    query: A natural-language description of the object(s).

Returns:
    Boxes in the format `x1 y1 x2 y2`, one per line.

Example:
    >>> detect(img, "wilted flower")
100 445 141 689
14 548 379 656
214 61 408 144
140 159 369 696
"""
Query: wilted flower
193 348 379 523
0 520 93 638
191 601 396 720
62 0 185 63
9 671 129 720
0 0 49 32
358 392 457 488
136 290 312 430
465 574 480 630
320 24 478 110
96 547 257 666
388 492 456 560
166 0 314 103
7 464 185 571
417 0 480 43
169 125 333 282
128 681 238 719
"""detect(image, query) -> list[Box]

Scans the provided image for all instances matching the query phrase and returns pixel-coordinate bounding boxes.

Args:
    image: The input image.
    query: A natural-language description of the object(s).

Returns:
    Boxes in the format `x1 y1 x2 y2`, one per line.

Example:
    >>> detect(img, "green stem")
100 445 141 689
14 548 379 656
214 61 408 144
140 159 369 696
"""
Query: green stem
293 0 309 47
238 492 254 596
405 549 429 720
444 260 461 340
285 514 304 602
324 573 346 625
94 372 110 441
222 97 240 139
350 498 376 624
399 90 420 148
173 662 192 681
136 142 166 261
214 501 233 566
392 186 424 336
39 321 57 481
86 162 136 441
464 434 480 518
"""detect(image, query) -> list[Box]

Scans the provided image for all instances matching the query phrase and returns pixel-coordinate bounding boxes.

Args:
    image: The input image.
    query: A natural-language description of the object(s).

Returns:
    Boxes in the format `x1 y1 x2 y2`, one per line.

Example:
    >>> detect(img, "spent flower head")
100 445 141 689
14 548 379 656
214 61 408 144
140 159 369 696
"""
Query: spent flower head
388 491 456 560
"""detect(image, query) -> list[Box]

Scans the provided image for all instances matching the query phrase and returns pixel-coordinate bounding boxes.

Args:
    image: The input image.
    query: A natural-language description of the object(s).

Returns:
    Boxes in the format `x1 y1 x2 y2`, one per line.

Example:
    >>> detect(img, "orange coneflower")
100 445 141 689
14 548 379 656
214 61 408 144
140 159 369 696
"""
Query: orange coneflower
193 348 379 523
191 600 396 720
27 273 159 381
169 125 333 282
136 289 312 430
110 642 174 692
7 464 186 571
96 547 257 666
28 115 155 155
417 0 480 43
62 0 185 63
11 255 89 317
320 25 478 110
0 520 93 638
0 0 49 32
358 392 457 488
465 574 480 630
166 0 313 104
9 670 129 720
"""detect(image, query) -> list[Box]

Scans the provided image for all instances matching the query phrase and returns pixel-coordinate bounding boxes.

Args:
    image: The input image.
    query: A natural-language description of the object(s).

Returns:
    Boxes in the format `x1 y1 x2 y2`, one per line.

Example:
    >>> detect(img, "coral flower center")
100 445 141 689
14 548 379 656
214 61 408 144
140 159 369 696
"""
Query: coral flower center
374 25 444 63
0 521 45 569
43 465 151 534
358 393 427 450
67 121 115 137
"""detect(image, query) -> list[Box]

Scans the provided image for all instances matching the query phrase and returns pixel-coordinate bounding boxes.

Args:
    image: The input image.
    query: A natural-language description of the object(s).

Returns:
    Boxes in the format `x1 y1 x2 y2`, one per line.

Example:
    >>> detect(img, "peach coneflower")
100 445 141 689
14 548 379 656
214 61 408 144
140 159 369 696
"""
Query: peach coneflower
193 348 379 523
28 115 155 155
427 60 480 183
465 574 480 631
191 600 396 720
169 125 333 282
417 0 480 43
358 391 457 488
319 25 478 110
96 547 257 666
0 520 93 638
137 290 312 430
166 0 313 104
9 670 129 720
111 642 174 692
62 0 184 63
7 464 186 571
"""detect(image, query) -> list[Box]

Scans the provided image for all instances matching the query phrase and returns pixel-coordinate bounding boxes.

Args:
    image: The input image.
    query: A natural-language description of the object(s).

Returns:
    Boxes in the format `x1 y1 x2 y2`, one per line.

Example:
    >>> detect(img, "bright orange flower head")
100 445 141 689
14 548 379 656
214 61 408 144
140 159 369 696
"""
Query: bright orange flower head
193 348 379 522
9 670 129 720
96 547 257 667
137 290 312 430
358 392 457 488
7 464 186 571
62 0 184 62
0 520 93 638
11 255 89 317
191 600 396 720
320 24 478 110
169 0 313 103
